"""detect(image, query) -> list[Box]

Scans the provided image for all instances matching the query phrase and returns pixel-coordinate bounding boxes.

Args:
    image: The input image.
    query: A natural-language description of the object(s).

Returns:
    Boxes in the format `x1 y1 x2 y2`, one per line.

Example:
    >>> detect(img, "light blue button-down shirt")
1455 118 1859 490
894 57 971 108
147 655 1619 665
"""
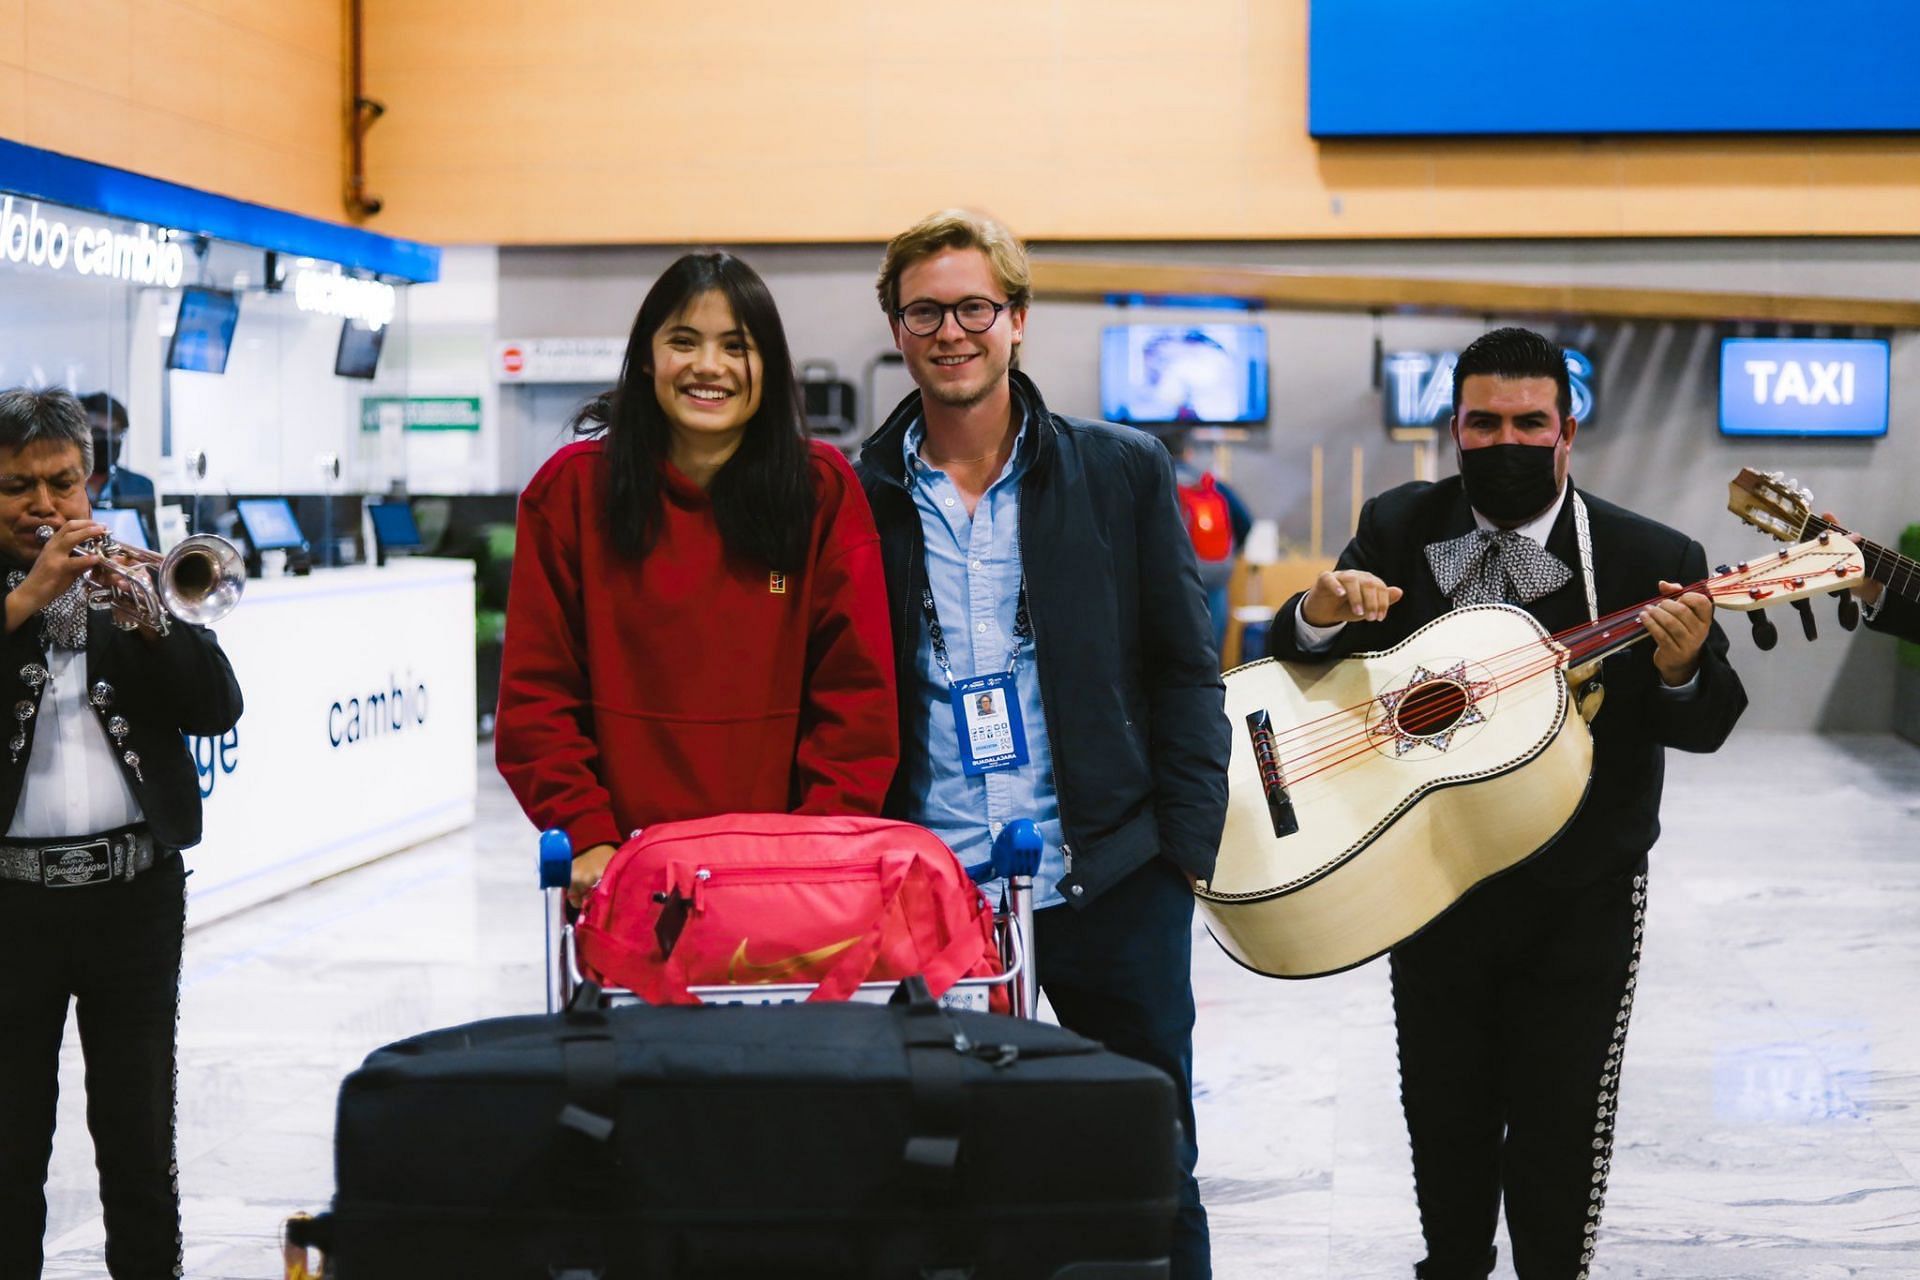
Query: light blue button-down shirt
900 416 1067 910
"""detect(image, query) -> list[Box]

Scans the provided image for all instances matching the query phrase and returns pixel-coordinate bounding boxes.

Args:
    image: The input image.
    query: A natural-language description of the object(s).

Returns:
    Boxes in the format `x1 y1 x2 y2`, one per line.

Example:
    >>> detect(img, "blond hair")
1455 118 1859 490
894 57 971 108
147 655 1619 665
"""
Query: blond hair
875 209 1032 316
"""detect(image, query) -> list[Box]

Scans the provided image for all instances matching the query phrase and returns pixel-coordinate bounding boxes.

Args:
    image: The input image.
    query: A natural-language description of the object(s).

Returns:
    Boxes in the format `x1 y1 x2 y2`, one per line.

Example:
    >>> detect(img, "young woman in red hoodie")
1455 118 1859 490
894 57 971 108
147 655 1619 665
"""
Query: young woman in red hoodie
496 252 898 901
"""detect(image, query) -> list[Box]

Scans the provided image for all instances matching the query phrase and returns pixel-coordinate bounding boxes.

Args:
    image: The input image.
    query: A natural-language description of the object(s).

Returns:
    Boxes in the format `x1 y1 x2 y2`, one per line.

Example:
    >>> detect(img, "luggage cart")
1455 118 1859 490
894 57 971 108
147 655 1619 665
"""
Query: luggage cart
540 820 1042 1018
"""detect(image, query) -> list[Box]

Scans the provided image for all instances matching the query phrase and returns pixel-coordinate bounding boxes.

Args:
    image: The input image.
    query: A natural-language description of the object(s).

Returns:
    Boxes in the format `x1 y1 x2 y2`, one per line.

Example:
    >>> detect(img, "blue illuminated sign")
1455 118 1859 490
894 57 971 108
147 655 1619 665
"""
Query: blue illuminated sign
1310 1 1920 137
1718 339 1890 439
1720 339 1881 441
0 137 438 282
1381 348 1597 430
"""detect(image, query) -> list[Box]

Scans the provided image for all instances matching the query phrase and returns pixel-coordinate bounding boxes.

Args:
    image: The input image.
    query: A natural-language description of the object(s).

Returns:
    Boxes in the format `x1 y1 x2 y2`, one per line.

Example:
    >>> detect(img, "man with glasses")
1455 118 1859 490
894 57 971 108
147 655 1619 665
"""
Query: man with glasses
857 210 1229 1279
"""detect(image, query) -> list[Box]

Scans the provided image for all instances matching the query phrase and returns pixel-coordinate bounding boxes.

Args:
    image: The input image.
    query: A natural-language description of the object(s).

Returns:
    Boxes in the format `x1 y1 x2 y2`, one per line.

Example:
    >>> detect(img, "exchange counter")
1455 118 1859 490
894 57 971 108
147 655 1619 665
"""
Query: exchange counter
183 558 477 928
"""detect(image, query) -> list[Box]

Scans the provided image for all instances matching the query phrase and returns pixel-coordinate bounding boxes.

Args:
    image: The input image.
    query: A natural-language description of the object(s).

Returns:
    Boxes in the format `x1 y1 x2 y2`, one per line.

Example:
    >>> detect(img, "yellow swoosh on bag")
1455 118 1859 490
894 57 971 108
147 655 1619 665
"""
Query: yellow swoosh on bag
726 935 862 984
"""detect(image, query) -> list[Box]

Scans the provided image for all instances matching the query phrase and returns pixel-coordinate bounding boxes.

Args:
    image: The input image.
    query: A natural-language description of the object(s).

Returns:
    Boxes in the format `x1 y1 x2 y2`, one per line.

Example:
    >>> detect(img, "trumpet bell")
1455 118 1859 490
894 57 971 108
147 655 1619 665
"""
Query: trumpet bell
159 534 244 627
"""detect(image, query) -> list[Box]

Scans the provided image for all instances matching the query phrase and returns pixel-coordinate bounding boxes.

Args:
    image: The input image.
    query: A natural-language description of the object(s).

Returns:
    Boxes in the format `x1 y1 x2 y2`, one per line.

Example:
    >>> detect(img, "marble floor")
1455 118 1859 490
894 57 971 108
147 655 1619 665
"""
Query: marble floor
36 733 1920 1278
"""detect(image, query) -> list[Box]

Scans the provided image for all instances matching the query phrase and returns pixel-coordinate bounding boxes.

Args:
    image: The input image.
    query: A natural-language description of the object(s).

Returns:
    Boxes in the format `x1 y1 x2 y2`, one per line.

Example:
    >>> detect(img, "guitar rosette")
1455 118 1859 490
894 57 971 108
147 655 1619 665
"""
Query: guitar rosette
1367 659 1500 760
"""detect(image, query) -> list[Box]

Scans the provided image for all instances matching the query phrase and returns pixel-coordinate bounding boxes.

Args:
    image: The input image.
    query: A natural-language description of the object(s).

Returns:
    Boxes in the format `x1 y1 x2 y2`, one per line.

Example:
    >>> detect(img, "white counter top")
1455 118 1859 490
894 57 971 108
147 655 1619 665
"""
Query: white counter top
185 556 477 928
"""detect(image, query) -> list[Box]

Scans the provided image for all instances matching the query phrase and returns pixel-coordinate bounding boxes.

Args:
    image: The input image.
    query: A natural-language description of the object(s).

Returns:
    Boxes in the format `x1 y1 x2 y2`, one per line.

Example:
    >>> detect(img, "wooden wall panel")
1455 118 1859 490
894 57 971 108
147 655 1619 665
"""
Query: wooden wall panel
359 0 1920 245
0 0 342 222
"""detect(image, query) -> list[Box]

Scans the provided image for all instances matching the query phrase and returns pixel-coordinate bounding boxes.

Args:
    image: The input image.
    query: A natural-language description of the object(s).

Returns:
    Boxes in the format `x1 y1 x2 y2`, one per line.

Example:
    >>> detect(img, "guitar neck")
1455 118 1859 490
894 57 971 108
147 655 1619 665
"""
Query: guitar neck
1553 612 1651 669
1797 515 1920 604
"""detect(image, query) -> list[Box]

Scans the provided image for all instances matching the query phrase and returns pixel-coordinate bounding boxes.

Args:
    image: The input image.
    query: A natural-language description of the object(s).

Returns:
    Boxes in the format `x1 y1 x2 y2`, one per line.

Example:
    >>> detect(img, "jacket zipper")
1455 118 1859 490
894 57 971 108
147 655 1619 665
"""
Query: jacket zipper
685 863 876 886
1016 492 1076 884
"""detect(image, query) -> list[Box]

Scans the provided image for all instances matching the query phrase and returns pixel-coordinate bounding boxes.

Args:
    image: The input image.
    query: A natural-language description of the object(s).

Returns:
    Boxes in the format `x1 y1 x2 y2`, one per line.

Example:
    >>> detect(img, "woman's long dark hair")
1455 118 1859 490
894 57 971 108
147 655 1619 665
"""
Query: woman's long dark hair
572 252 815 570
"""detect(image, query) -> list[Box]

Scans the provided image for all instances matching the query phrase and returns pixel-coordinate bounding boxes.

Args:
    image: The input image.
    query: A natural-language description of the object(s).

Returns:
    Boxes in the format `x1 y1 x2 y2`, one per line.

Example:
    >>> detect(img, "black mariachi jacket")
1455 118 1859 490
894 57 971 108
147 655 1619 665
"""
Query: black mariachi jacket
1267 477 1748 888
856 370 1230 906
0 575 243 850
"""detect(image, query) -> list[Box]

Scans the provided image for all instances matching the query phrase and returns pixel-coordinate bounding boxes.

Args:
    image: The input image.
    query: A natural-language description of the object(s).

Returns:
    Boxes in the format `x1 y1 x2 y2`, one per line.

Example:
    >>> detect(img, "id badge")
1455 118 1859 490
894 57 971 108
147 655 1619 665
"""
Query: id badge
950 671 1029 777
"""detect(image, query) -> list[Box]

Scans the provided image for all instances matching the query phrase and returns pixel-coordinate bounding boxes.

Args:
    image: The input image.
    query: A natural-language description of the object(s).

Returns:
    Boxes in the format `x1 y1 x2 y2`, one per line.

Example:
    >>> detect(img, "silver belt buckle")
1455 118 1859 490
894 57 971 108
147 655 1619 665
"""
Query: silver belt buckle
39 839 114 888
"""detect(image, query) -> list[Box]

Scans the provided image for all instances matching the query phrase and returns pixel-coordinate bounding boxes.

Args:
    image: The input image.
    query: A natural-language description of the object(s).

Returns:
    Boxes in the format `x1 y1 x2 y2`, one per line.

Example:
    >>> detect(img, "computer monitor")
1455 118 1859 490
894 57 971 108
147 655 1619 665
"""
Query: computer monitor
335 319 386 380
367 501 423 566
168 288 241 375
1100 324 1270 426
94 507 151 552
236 498 307 551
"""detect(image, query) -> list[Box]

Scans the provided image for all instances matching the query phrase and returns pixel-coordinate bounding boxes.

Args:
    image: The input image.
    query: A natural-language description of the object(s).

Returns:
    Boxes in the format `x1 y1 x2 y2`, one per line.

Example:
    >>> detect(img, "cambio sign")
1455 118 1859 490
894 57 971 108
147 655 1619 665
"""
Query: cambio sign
1719 338 1891 438
0 196 185 287
1382 348 1597 430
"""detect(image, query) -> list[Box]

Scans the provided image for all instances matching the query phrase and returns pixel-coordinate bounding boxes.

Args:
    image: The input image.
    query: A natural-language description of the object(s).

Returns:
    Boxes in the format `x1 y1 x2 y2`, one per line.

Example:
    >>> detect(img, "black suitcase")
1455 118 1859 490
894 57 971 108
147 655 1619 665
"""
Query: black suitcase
302 980 1178 1278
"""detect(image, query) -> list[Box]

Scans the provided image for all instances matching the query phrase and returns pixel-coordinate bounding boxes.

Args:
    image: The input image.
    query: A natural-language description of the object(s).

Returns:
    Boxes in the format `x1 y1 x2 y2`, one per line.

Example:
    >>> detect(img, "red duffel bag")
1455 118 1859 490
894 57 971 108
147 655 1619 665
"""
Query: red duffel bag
572 813 1006 1007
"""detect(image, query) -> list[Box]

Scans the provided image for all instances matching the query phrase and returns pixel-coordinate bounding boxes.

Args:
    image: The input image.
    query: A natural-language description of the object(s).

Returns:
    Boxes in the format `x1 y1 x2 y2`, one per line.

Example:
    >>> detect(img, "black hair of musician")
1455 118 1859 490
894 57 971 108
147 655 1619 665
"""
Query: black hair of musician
1451 326 1572 421
571 251 815 571
0 386 95 472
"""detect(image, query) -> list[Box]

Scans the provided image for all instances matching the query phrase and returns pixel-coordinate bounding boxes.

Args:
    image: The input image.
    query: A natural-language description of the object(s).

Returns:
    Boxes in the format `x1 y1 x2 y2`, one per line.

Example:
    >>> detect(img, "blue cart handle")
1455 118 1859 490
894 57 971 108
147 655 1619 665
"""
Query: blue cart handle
538 828 574 889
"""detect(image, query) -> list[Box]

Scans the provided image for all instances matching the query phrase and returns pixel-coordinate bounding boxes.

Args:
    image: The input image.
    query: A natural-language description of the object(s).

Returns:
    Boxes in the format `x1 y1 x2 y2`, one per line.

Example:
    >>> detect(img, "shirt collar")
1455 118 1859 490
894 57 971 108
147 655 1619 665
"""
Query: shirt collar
903 401 1029 490
1471 480 1569 547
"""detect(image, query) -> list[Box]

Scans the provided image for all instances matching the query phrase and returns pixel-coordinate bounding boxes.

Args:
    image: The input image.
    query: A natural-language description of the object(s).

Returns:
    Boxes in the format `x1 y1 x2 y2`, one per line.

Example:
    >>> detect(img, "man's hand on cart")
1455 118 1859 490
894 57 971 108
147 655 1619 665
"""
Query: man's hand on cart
568 843 617 908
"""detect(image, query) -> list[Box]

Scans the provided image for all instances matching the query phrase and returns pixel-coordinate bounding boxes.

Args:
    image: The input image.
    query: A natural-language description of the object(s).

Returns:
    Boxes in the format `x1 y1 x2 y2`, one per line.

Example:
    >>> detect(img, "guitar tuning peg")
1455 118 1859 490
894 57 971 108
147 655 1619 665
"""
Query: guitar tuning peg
1832 589 1860 632
1790 597 1818 641
1746 609 1778 651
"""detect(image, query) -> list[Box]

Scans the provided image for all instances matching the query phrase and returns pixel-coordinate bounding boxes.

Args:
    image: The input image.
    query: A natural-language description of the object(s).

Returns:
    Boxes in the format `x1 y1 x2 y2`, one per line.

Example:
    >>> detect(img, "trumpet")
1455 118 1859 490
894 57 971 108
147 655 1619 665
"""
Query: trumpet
37 524 244 636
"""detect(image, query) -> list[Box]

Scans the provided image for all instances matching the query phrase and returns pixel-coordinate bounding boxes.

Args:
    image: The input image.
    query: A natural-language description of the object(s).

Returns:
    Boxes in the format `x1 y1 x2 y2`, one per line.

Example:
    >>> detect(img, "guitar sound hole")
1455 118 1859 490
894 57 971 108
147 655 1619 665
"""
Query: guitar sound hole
1395 680 1469 739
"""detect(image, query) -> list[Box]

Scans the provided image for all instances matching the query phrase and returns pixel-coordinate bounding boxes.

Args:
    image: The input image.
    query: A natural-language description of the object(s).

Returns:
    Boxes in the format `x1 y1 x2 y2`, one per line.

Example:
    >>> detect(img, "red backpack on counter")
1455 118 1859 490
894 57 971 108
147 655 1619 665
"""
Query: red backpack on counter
572 813 1005 1008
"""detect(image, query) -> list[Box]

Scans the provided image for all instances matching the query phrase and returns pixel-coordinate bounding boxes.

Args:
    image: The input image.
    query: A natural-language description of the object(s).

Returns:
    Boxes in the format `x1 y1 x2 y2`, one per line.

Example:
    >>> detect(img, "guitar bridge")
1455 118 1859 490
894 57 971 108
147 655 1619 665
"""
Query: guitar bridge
1246 710 1300 838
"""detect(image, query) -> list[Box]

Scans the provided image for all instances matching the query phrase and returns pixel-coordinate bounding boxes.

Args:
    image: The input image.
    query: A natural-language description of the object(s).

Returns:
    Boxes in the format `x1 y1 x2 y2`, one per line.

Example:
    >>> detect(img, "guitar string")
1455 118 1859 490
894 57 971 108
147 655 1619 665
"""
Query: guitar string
1264 558 1851 782
1798 515 1918 601
1263 574 1729 764
1275 569 1824 789
1274 567 1825 786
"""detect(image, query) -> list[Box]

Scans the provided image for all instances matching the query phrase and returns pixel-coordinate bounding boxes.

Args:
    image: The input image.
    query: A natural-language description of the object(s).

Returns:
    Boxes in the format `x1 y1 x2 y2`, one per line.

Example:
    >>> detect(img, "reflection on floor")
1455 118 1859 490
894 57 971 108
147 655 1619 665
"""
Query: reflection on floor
37 733 1920 1279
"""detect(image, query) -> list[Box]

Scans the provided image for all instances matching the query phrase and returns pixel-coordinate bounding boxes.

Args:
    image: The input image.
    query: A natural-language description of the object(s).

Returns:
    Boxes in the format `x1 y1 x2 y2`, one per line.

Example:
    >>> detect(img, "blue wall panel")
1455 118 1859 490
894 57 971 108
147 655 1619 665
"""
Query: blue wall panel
1310 1 1920 137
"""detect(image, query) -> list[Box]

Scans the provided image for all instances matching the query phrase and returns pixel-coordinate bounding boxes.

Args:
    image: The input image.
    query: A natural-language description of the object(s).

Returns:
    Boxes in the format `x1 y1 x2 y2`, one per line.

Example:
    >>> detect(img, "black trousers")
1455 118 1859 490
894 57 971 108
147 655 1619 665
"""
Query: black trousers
1390 863 1645 1280
0 854 186 1280
1035 854 1209 1280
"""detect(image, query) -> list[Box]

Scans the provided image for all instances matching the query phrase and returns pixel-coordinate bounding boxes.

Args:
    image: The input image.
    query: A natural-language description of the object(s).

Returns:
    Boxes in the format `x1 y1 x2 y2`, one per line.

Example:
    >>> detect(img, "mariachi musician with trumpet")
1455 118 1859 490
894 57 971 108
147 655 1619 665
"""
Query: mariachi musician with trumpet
1263 330 1748 1279
0 387 243 1280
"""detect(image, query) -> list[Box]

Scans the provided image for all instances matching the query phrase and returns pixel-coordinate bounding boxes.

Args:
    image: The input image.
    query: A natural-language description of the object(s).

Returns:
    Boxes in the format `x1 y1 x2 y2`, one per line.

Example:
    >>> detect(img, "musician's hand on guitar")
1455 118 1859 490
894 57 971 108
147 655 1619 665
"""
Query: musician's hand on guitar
1826 511 1884 605
1642 581 1713 686
1302 570 1402 626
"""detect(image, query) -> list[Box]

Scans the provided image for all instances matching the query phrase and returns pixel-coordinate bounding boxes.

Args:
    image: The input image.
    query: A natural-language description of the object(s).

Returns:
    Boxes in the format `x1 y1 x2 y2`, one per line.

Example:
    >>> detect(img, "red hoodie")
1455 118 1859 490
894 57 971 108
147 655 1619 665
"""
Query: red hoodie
496 439 898 852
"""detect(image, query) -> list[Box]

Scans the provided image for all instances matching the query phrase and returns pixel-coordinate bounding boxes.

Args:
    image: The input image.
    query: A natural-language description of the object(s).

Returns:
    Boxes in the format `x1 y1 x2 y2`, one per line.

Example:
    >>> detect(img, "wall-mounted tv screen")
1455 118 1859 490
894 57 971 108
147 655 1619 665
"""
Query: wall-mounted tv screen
1101 324 1269 426
336 319 386 380
167 288 240 374
1718 337 1890 438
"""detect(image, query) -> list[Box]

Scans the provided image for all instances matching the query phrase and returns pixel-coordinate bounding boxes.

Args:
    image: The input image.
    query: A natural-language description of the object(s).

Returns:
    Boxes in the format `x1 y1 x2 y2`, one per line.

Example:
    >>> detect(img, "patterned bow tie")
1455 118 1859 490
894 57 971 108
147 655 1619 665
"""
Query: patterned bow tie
1425 527 1572 608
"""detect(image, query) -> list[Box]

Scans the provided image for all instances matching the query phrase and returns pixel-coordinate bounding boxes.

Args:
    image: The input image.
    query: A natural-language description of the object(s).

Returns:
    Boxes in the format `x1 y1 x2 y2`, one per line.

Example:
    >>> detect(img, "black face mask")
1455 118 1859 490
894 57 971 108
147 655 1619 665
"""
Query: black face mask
1457 442 1561 525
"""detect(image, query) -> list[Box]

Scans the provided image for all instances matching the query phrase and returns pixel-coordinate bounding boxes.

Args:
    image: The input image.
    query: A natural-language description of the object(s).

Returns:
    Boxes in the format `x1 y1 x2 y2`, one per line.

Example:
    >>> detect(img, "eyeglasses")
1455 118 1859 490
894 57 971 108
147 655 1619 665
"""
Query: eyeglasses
894 296 1008 338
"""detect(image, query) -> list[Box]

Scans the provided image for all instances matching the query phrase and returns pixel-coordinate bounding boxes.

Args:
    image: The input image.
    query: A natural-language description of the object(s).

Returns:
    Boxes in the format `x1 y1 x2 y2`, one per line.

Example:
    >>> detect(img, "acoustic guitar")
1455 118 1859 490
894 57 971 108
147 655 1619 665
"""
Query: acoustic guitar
1197 538 1864 979
1728 468 1920 628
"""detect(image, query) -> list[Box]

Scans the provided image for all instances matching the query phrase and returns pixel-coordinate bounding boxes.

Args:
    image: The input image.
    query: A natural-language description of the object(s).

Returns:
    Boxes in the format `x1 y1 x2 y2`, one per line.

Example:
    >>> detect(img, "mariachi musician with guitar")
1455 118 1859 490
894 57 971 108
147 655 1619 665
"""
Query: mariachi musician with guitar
1260 329 1748 1279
